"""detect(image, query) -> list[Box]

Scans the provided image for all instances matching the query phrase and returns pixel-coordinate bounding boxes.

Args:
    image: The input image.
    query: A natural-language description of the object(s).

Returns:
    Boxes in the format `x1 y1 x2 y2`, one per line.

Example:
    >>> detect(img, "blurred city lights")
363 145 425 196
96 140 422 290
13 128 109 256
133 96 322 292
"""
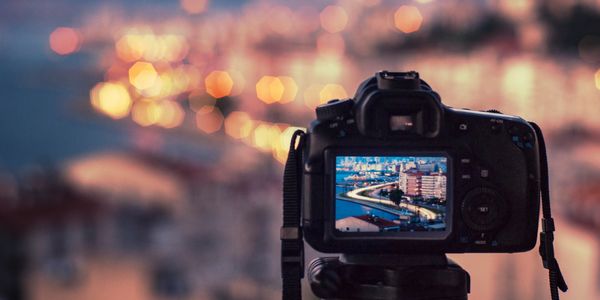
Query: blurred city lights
394 6 423 34
303 84 326 109
49 27 81 55
319 5 348 33
256 76 283 104
319 84 348 103
205 71 234 99
132 100 162 126
256 76 298 104
502 60 534 112
317 33 345 56
313 55 343 81
90 82 132 119
224 111 254 139
278 76 298 104
156 101 185 128
498 0 534 20
252 123 281 152
128 62 158 90
195 107 224 133
115 34 145 62
180 0 209 15
115 33 189 63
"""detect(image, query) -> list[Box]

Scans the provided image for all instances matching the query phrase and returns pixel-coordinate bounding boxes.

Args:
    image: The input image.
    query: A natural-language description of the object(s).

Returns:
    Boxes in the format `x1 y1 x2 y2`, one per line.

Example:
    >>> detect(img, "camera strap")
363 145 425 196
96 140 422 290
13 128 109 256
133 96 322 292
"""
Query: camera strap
281 130 306 300
530 122 568 300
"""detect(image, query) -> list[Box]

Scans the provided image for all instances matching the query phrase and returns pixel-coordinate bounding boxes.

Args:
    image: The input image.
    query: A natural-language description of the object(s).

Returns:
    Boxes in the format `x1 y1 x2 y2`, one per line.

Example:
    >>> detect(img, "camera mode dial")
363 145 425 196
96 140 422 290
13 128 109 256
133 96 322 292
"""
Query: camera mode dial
461 188 508 232
316 99 354 121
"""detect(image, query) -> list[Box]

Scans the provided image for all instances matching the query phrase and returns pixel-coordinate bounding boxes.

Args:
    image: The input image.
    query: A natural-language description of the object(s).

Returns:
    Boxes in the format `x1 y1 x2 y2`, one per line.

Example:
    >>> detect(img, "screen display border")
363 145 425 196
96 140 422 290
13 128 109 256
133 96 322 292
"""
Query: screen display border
326 149 454 241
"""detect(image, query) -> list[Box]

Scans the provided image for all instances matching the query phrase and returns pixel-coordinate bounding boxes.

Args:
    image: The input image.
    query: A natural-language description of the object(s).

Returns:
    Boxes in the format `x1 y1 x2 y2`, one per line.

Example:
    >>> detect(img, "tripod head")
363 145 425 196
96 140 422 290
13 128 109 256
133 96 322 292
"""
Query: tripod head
308 254 470 300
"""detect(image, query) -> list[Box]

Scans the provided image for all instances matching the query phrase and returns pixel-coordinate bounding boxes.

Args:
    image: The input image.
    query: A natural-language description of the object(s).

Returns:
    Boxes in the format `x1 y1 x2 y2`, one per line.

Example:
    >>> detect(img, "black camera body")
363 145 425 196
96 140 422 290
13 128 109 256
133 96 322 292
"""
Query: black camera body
302 71 541 254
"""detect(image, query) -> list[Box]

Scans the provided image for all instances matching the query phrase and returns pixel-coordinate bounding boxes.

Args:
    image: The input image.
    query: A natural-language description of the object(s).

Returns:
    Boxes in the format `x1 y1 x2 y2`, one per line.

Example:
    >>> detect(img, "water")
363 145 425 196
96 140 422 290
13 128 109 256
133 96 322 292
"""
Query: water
335 198 398 220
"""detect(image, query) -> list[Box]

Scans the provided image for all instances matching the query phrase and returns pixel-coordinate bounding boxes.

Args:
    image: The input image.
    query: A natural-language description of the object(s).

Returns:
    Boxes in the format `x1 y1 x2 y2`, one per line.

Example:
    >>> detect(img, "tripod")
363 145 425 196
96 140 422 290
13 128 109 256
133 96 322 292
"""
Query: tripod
307 254 470 300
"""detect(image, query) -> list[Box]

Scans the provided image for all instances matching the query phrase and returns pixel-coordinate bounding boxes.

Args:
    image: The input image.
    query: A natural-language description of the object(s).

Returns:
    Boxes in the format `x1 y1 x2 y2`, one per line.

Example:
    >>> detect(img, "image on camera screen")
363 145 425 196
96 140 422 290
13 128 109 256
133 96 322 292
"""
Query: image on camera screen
335 156 448 233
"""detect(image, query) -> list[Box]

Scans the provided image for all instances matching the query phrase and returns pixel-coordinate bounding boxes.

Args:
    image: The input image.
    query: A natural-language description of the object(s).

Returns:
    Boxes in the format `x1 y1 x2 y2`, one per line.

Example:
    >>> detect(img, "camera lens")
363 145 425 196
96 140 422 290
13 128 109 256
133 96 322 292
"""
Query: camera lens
461 188 507 232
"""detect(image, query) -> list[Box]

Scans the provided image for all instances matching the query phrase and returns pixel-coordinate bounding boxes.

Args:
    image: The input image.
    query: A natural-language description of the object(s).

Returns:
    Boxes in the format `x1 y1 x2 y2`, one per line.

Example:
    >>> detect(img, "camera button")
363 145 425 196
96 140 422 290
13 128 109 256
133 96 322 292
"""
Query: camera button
480 168 490 178
489 119 503 134
459 158 473 180
507 125 520 135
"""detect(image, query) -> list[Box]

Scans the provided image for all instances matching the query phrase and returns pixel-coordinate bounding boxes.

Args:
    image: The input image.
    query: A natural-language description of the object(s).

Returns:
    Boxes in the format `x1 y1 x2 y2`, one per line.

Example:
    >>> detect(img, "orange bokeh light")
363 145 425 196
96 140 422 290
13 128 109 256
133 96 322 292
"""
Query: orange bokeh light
319 84 348 103
195 107 224 133
132 100 161 127
156 101 185 128
252 123 281 152
128 62 158 90
49 27 81 55
394 6 423 34
320 5 348 34
224 111 254 139
256 76 297 104
181 0 208 14
115 33 189 63
278 76 298 104
90 82 132 119
205 71 233 99
256 76 283 104
595 69 600 90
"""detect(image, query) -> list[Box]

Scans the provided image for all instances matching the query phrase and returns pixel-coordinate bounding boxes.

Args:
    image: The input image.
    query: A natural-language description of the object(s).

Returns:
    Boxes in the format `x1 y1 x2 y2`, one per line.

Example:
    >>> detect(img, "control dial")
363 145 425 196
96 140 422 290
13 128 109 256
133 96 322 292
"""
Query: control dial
461 188 508 232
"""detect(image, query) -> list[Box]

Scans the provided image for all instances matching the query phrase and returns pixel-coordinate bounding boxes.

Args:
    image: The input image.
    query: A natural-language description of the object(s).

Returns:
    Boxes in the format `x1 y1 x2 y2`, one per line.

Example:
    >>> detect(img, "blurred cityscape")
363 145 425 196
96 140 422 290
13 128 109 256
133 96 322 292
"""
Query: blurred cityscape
0 0 599 299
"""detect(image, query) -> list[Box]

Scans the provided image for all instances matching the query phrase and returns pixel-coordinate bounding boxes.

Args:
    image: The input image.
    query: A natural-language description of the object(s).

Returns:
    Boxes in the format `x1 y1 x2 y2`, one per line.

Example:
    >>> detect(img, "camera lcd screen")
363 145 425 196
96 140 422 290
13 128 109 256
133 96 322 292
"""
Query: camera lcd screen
335 155 448 234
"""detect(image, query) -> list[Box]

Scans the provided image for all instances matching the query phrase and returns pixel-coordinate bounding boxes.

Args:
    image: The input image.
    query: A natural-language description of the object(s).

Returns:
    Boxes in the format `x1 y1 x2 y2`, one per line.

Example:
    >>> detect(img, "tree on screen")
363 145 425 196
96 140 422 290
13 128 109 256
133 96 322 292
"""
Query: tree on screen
389 189 405 206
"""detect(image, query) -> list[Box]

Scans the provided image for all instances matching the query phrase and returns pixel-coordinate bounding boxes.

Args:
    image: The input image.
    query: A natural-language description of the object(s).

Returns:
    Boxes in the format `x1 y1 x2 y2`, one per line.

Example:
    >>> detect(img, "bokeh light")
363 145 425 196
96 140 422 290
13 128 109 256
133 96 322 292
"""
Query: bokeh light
180 0 208 15
254 75 298 104
49 27 80 55
595 69 600 90
132 100 162 127
90 82 132 119
252 123 281 152
195 107 224 133
115 33 189 63
319 5 348 33
278 76 298 104
128 62 158 90
115 34 146 62
394 6 423 34
156 100 185 128
319 84 348 103
224 111 254 139
303 84 326 109
205 71 233 99
256 76 283 104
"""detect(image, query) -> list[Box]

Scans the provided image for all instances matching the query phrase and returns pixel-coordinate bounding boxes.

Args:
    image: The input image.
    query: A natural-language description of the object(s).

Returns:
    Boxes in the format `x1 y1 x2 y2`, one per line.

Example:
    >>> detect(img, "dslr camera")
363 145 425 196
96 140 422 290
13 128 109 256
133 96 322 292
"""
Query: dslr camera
281 71 567 300
302 71 540 253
